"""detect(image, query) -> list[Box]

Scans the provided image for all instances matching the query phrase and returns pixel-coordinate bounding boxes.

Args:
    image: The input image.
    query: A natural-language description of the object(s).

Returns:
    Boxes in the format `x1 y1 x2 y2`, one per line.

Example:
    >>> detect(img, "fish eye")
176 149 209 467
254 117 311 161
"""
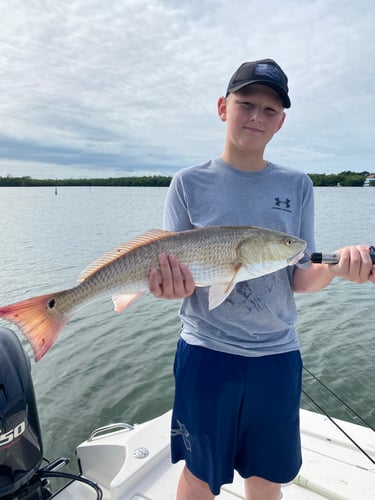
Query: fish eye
285 238 293 246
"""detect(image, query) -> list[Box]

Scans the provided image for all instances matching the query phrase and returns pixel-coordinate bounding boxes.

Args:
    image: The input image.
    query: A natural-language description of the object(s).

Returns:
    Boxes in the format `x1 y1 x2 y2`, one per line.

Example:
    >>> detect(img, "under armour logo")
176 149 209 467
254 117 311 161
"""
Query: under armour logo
171 420 192 451
273 197 291 213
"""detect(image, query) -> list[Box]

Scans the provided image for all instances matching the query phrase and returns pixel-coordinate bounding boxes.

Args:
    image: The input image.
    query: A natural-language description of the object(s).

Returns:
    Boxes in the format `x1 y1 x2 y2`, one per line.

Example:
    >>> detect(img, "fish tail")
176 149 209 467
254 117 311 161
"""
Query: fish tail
0 292 69 362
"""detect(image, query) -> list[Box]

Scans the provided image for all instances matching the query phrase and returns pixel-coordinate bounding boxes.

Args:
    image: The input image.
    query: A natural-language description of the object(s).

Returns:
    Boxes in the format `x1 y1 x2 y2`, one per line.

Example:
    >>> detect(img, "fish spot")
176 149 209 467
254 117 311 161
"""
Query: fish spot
40 338 45 347
48 299 56 309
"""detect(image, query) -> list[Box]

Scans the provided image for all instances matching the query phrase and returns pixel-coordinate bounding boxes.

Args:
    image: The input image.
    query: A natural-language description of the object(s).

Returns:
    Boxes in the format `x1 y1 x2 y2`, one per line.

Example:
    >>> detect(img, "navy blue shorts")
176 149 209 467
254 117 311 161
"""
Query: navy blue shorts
171 339 302 495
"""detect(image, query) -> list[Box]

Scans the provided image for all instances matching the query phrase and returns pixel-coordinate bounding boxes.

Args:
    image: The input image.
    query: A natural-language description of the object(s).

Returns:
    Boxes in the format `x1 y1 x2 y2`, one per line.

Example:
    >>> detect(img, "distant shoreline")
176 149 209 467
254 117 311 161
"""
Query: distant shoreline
0 171 373 187
0 175 172 188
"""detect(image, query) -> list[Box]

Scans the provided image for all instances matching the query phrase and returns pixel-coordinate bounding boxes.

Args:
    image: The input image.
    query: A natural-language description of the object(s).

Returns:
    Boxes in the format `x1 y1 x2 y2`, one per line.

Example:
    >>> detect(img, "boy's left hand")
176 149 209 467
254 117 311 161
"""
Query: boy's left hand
329 246 375 284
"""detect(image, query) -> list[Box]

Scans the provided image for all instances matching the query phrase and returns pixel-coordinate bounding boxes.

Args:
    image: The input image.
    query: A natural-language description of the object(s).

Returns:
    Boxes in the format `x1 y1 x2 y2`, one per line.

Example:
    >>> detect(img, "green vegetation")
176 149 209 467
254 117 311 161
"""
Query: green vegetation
308 171 372 187
0 175 172 187
0 171 373 187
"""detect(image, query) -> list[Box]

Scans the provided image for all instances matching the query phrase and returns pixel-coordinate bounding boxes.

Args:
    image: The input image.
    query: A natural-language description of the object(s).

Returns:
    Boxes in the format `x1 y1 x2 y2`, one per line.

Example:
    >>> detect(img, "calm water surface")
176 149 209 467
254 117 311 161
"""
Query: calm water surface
0 186 374 466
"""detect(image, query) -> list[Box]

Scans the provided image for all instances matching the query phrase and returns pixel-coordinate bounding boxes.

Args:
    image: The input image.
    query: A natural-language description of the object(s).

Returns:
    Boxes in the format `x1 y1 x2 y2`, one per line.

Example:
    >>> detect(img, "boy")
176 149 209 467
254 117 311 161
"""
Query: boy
149 59 375 500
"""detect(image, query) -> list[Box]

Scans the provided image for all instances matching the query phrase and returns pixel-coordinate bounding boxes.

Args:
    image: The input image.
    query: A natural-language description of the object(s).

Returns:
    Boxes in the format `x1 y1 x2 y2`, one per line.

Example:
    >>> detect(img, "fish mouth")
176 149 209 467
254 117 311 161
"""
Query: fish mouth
288 247 307 266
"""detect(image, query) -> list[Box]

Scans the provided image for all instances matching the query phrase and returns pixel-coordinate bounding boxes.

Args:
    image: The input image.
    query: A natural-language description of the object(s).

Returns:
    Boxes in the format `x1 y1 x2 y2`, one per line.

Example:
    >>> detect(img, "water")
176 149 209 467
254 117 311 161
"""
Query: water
0 186 374 467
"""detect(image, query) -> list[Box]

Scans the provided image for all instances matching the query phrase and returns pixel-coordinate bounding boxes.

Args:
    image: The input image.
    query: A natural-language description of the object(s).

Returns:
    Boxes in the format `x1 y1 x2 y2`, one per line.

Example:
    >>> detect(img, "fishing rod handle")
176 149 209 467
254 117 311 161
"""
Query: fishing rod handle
311 246 375 264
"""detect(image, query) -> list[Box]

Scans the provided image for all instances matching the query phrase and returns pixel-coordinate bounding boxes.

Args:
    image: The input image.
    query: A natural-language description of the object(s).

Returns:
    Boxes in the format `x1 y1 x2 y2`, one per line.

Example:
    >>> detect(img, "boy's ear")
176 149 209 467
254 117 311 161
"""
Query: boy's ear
276 112 286 133
217 96 227 122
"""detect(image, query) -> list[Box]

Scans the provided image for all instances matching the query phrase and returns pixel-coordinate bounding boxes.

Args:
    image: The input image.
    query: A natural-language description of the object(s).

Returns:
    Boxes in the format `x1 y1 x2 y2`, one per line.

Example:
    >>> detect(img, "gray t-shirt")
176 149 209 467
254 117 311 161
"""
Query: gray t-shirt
163 158 315 357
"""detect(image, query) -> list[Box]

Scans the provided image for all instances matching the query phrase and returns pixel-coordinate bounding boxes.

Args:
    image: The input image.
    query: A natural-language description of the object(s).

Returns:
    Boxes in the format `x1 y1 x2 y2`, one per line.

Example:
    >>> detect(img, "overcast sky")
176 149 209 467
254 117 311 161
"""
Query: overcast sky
1 0 374 178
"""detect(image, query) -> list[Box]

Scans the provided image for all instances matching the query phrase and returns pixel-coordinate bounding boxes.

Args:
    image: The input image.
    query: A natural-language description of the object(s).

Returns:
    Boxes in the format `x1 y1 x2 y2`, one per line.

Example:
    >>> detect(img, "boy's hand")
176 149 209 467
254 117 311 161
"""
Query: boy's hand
149 253 196 299
329 245 375 284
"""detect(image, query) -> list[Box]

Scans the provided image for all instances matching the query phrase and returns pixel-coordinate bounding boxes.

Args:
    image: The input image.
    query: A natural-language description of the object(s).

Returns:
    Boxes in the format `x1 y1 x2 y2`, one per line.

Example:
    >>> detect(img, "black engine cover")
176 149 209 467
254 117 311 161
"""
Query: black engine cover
0 327 43 497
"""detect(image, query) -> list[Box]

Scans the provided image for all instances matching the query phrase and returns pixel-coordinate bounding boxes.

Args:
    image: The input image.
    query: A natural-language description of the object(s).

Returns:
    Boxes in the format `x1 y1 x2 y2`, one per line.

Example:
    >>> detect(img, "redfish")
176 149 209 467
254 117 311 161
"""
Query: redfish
0 226 306 361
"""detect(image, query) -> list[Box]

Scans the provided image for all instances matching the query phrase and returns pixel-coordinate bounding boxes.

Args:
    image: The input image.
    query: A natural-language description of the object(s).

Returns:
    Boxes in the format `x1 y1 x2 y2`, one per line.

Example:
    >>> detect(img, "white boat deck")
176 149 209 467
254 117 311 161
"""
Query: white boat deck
54 409 375 499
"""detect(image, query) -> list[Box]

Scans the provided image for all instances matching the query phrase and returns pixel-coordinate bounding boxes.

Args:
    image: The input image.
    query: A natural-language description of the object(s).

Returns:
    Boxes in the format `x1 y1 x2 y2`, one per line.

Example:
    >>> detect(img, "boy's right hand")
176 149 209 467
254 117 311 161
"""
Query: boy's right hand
149 253 195 299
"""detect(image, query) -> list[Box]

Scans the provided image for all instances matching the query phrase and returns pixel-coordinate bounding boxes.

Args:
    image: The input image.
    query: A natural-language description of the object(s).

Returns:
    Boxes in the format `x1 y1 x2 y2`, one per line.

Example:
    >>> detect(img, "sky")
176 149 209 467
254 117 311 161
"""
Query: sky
0 0 374 179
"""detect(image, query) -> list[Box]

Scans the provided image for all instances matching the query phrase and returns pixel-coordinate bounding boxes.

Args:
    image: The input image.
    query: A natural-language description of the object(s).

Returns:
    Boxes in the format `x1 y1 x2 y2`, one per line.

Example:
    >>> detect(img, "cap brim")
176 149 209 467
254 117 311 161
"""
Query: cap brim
228 80 291 108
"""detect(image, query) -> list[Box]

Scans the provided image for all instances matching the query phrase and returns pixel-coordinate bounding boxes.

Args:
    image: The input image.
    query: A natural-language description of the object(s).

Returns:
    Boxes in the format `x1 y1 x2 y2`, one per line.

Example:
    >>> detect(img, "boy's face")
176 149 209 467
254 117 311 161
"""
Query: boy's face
218 84 286 155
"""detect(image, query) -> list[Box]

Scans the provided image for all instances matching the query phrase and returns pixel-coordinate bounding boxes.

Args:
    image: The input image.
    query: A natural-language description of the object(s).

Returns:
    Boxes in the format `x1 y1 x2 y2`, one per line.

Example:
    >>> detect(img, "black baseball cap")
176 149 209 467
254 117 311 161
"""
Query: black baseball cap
226 59 291 108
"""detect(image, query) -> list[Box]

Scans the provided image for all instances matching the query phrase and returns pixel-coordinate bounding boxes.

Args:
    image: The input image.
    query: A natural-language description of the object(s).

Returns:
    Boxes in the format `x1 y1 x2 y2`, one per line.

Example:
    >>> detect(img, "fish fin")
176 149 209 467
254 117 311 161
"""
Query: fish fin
208 262 243 310
78 229 176 282
0 292 69 362
112 292 144 313
208 283 237 310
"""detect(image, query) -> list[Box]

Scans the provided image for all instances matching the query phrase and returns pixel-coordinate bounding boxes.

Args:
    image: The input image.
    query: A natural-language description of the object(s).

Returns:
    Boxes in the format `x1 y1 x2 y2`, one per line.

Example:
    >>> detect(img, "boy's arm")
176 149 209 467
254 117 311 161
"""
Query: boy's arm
293 245 375 293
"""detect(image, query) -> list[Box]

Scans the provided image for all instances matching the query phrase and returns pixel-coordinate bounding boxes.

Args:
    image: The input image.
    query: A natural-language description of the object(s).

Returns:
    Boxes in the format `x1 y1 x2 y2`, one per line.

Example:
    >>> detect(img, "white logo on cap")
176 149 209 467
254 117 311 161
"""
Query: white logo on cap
255 63 283 82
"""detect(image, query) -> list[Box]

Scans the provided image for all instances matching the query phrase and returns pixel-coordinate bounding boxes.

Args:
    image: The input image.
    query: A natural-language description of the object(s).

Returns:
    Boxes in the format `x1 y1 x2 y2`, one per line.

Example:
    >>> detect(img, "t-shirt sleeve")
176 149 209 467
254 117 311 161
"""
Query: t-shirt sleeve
163 173 194 232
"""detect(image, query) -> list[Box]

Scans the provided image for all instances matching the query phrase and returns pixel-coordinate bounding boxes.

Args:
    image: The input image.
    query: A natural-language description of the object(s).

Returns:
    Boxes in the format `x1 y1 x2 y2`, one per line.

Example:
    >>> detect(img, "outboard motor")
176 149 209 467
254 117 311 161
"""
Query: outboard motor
0 327 102 499
0 326 44 498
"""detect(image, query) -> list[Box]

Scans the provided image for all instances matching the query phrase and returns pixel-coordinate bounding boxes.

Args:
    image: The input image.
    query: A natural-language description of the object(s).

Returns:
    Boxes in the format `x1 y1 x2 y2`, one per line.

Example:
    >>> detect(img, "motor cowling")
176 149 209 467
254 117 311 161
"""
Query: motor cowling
0 327 43 498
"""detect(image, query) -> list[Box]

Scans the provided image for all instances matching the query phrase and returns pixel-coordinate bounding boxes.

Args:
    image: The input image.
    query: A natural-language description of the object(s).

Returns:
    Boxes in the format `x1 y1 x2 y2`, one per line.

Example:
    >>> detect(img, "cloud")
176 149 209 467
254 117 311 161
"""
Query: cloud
0 0 374 177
